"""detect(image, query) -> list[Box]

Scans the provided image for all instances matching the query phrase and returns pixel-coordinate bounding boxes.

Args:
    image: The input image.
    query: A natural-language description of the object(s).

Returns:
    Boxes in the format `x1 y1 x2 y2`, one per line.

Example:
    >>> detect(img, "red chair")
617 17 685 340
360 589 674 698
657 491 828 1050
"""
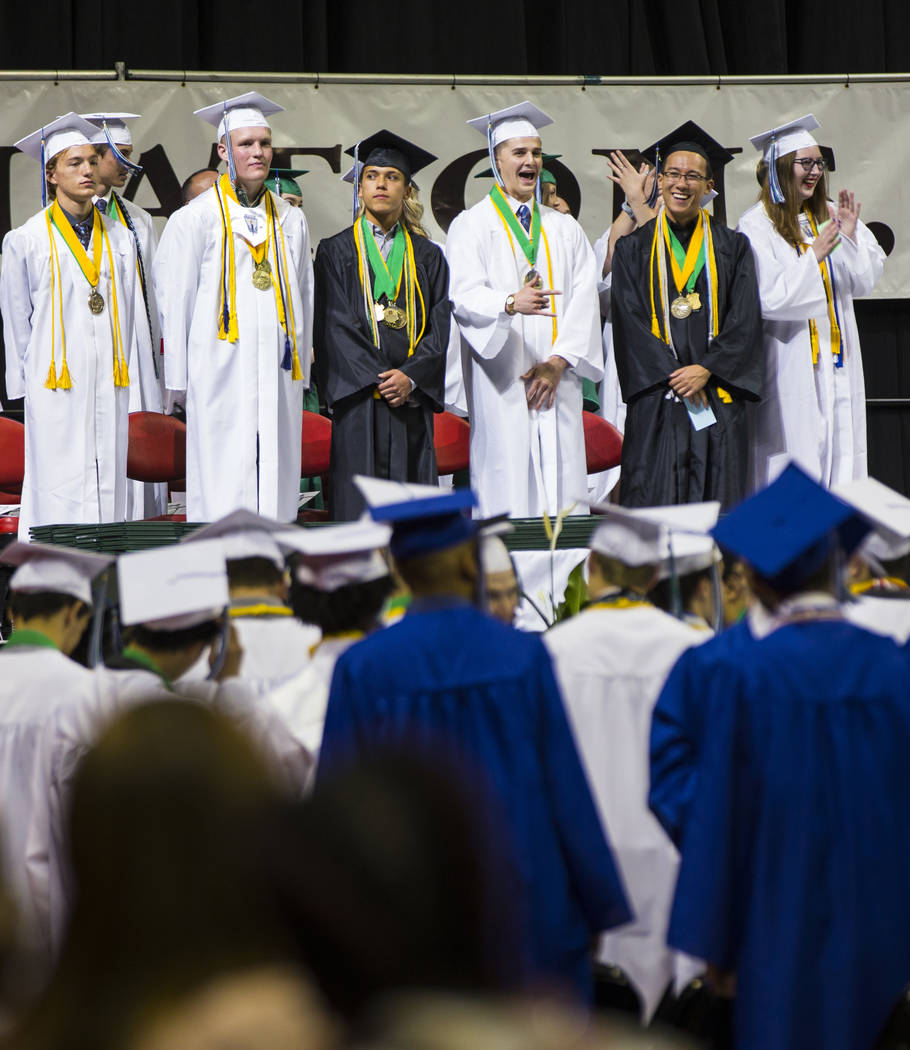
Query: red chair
300 410 332 522
0 417 24 507
127 412 188 520
433 411 470 475
583 411 623 474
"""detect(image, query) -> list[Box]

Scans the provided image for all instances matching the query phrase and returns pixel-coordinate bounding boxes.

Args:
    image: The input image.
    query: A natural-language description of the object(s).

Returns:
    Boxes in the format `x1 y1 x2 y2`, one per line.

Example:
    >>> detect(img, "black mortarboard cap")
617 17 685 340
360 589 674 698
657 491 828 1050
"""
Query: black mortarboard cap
344 130 436 183
641 121 735 174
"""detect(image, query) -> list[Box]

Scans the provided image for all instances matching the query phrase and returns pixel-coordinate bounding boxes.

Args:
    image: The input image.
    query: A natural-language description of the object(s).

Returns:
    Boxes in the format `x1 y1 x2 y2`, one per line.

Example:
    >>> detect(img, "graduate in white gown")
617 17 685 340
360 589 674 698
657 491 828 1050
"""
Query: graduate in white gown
0 113 142 541
177 509 321 687
153 93 313 523
86 111 167 519
545 506 710 1021
264 517 393 774
0 543 112 989
737 114 884 491
446 102 602 518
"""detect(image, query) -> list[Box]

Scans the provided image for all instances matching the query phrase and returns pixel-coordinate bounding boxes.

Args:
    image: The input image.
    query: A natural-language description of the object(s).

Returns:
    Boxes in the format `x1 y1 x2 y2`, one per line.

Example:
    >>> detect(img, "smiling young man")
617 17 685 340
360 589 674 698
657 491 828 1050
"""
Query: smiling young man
611 121 763 510
313 130 450 520
153 92 313 523
0 113 143 540
446 102 602 519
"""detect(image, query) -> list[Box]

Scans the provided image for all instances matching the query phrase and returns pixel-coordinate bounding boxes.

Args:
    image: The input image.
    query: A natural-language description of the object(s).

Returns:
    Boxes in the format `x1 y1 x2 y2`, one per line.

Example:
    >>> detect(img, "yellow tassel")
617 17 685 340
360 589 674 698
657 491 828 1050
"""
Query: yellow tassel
45 362 57 390
291 349 303 382
716 386 732 404
117 356 130 387
56 361 72 389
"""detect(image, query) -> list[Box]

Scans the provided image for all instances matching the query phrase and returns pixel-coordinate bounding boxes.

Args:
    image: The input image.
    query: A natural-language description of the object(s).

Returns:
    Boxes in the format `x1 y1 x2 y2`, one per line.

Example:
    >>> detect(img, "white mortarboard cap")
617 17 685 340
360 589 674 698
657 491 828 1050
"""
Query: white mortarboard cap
749 114 820 162
589 506 665 567
14 112 99 162
834 477 910 561
1 541 113 605
628 502 721 579
193 92 284 141
466 101 553 149
481 534 514 575
118 541 229 631
181 508 292 570
81 112 140 147
278 518 392 592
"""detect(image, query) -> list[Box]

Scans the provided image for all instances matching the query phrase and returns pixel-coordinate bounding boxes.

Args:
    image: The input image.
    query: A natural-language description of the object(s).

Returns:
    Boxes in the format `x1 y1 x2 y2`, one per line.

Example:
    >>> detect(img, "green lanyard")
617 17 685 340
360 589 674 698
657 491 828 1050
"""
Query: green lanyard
360 217 406 301
665 222 706 294
489 184 540 267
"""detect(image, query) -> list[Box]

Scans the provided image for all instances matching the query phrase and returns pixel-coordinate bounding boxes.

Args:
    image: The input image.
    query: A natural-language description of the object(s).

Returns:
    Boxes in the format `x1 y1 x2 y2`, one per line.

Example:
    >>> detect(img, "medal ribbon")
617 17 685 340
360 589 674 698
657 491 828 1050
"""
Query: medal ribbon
353 219 424 359
489 184 540 267
662 211 706 295
45 202 128 388
800 209 844 367
360 217 406 301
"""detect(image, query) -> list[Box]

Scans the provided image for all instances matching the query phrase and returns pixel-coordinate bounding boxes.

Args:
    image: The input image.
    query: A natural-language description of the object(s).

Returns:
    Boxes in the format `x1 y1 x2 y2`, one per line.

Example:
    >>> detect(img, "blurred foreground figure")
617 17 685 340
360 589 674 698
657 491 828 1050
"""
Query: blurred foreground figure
11 700 305 1050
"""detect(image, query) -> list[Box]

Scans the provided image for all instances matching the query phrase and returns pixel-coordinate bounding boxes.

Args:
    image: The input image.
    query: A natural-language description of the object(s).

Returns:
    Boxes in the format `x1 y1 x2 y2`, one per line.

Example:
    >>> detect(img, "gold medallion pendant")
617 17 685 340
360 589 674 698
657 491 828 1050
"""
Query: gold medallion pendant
524 268 543 290
373 302 386 323
670 295 692 320
382 305 407 330
88 289 105 315
252 260 272 290
686 291 702 312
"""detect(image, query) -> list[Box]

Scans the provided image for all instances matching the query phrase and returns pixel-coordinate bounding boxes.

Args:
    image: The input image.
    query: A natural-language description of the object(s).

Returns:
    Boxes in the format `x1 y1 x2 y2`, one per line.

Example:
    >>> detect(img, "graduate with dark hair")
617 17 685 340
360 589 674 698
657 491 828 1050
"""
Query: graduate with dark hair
313 131 450 521
611 121 763 509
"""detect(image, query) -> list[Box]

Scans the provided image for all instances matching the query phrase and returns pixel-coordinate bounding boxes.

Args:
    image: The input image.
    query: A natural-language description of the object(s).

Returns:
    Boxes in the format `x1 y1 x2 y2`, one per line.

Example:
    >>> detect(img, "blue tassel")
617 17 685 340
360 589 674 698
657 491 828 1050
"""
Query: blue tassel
104 123 143 175
223 103 237 184
487 118 504 190
281 335 292 371
352 142 360 222
40 130 47 208
768 138 785 205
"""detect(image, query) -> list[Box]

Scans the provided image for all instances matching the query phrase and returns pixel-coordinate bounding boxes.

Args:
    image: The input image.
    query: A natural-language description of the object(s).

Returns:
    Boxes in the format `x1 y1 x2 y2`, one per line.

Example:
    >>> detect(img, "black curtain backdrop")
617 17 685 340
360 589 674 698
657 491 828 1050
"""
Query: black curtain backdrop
2 0 910 76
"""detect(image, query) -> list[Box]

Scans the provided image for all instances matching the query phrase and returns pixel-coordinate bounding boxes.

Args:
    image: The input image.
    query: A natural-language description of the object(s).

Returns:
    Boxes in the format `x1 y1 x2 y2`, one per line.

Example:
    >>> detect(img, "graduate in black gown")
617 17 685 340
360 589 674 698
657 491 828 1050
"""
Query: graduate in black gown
313 131 451 520
611 122 763 509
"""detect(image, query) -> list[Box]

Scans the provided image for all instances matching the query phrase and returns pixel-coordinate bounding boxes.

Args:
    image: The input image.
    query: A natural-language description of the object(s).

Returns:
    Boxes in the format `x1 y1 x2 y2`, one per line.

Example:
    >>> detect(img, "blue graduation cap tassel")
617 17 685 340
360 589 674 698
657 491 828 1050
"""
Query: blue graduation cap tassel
281 334 292 372
103 123 143 176
768 137 786 205
646 146 661 209
222 103 238 185
40 129 47 208
487 117 504 190
352 141 360 222
535 174 542 204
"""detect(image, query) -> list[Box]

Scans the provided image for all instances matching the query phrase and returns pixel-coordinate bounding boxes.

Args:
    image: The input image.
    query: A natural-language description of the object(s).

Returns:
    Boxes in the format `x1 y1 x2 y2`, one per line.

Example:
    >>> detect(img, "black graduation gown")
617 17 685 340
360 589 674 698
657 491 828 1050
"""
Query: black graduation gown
611 217 763 510
313 227 451 520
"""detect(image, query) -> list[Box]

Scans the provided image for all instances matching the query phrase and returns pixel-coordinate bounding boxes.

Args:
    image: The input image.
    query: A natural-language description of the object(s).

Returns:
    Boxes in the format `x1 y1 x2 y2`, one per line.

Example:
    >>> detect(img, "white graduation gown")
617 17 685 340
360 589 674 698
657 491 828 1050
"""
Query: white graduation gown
1 208 141 541
845 594 910 644
736 203 884 490
545 601 709 1021
262 634 359 775
446 196 603 518
97 192 167 519
153 187 314 523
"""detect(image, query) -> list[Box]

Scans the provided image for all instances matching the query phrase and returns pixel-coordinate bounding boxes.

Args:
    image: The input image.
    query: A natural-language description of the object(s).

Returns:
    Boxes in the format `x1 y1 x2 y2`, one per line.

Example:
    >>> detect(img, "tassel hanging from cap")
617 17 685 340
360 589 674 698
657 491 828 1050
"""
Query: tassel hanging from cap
646 147 661 209
768 138 786 205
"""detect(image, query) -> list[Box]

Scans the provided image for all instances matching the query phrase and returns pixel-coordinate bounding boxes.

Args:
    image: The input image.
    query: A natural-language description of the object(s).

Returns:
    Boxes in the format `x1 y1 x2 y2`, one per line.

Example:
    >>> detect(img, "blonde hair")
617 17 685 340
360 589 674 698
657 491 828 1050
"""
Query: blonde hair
757 152 829 250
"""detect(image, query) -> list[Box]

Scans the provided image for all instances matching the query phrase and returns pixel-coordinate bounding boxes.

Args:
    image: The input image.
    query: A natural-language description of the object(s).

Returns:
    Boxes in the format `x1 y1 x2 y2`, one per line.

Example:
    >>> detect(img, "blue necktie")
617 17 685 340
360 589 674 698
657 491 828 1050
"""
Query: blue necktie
517 204 531 233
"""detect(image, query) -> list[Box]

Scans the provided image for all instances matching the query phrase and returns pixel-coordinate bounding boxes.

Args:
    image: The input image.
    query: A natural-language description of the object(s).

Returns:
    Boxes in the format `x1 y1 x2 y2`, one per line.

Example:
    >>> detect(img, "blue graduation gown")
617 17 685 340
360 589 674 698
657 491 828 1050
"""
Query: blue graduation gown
319 600 631 999
666 620 910 1050
649 617 757 848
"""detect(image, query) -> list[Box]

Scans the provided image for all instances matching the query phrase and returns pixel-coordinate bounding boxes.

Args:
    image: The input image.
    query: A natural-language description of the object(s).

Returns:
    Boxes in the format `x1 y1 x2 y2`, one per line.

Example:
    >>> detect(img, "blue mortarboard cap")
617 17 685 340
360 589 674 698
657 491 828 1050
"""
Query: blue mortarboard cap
711 463 870 590
354 476 478 561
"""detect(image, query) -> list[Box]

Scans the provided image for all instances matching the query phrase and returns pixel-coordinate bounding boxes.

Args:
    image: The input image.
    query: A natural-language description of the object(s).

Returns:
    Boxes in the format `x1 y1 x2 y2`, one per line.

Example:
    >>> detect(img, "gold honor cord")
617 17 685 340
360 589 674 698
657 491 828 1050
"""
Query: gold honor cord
800 209 843 366
648 208 731 403
44 203 128 389
354 221 425 356
490 197 558 344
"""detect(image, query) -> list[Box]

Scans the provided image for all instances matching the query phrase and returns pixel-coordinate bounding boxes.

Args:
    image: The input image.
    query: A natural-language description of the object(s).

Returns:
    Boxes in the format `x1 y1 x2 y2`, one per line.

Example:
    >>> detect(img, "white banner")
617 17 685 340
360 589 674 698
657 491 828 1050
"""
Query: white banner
0 78 904 297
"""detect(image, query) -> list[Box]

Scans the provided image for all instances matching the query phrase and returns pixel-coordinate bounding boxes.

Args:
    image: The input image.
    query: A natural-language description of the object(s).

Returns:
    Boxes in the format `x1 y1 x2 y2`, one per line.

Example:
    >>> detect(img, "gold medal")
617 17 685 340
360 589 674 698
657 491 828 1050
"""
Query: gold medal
382 305 407 330
252 260 272 291
374 302 385 323
88 289 105 315
524 268 543 290
687 291 702 312
670 295 693 320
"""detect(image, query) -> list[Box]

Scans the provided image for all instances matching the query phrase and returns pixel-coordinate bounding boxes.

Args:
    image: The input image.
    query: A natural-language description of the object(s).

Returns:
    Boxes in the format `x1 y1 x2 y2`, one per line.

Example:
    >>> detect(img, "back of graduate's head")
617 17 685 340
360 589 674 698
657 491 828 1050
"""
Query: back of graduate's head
289 573 392 635
394 538 479 602
269 751 524 1024
587 551 658 596
226 555 286 596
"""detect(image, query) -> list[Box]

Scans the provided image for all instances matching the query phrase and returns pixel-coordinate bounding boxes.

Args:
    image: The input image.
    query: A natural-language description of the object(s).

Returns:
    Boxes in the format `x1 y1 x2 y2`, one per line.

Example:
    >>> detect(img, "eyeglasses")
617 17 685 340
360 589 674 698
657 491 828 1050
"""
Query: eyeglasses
793 158 827 172
661 170 707 185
